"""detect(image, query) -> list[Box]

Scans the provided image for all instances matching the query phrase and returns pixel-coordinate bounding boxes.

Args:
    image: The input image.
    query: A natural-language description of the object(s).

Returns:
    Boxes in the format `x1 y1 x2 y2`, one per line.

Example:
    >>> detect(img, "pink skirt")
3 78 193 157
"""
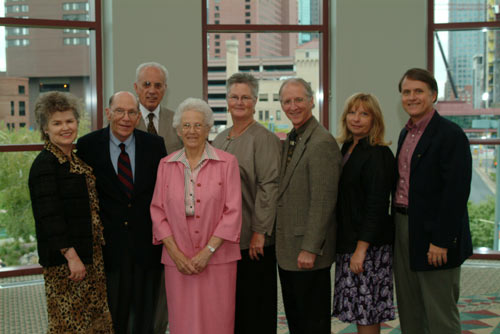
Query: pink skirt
164 258 237 334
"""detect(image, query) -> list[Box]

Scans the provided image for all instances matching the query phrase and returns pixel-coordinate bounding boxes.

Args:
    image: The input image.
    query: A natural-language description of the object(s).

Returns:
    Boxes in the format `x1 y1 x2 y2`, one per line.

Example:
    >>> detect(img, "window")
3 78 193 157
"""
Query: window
0 0 102 268
214 13 220 18
259 94 268 102
64 37 90 46
265 110 269 121
62 2 90 11
18 101 25 116
203 0 329 134
215 20 220 24
39 83 71 93
276 110 281 120
6 39 30 47
258 110 263 120
273 93 279 101
429 0 500 251
215 41 220 47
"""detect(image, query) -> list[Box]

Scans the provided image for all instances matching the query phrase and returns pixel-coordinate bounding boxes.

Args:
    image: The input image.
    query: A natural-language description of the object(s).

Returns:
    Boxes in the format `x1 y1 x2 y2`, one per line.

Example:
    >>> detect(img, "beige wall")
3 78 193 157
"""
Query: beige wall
102 0 203 112
331 0 427 152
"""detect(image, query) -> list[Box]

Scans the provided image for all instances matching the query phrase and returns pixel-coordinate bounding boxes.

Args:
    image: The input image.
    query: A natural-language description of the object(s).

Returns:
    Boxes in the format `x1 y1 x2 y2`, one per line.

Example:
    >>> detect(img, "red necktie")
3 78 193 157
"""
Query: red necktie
117 143 133 198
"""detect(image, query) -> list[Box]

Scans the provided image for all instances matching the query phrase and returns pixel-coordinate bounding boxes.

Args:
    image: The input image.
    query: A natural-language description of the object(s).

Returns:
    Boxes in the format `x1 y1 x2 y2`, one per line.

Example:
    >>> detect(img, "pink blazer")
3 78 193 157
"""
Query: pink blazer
150 147 242 267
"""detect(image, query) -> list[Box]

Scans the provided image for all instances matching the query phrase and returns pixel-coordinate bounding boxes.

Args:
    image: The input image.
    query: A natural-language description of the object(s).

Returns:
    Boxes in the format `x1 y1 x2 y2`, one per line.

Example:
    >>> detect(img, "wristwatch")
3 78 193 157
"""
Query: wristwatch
207 245 216 253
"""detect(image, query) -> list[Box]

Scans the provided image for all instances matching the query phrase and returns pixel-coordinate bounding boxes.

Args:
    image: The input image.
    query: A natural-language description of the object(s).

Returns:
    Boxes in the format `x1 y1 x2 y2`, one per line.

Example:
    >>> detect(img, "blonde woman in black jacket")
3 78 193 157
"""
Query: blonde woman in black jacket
29 92 113 333
332 93 395 334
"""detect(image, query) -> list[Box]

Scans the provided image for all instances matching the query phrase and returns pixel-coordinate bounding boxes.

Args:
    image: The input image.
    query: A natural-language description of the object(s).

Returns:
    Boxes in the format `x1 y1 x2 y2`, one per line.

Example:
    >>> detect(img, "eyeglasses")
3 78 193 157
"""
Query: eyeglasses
112 109 140 119
181 122 206 132
141 81 165 90
227 95 254 103
281 97 308 107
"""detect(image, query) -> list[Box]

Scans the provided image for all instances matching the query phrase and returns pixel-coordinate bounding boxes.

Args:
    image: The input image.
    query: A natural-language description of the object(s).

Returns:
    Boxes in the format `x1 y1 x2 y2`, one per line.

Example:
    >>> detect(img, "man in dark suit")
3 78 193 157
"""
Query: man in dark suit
275 78 341 334
77 91 167 334
393 68 472 334
134 61 183 154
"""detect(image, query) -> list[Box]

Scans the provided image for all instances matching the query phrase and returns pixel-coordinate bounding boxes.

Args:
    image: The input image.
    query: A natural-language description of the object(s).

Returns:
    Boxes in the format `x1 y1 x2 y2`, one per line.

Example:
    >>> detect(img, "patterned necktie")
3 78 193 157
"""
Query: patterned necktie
117 143 133 198
285 129 298 171
147 113 158 135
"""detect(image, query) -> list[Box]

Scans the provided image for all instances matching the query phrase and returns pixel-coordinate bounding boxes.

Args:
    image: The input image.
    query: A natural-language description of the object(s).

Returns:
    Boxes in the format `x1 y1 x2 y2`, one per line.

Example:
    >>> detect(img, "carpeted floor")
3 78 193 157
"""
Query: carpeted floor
1 260 500 334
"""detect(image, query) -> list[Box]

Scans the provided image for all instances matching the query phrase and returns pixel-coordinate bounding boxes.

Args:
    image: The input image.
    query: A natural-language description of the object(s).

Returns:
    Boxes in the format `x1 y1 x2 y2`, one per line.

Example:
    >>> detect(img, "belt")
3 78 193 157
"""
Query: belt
395 206 408 215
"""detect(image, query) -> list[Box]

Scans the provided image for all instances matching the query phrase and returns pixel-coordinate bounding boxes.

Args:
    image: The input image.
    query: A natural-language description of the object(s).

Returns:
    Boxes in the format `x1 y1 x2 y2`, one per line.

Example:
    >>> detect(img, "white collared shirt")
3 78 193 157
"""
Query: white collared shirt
139 103 160 131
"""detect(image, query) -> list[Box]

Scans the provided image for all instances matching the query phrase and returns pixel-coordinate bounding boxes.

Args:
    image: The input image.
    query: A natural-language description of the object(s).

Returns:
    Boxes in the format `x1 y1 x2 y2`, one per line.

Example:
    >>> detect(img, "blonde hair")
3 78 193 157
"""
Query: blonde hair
338 93 390 146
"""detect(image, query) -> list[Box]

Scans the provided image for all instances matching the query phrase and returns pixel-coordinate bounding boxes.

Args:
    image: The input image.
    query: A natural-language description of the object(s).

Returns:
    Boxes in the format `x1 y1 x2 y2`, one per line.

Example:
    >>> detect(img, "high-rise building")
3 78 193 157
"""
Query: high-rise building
207 0 298 58
298 0 320 44
446 0 487 105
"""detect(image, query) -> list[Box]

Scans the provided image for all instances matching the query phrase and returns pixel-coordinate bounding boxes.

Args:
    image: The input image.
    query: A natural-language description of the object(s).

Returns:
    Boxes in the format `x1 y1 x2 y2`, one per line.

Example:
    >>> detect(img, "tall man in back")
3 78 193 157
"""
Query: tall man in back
275 78 341 334
393 68 472 334
77 91 167 333
134 61 183 154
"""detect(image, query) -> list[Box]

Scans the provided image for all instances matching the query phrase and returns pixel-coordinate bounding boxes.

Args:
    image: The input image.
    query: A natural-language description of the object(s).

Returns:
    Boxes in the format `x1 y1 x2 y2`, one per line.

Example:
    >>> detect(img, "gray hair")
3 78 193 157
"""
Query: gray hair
34 91 82 141
135 62 169 84
226 72 259 99
173 97 214 129
278 77 314 101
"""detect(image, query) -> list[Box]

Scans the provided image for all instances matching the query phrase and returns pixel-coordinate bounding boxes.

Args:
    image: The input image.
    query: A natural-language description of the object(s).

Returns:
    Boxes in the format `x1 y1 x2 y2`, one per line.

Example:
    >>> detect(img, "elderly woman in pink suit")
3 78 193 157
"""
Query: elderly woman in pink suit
150 97 242 334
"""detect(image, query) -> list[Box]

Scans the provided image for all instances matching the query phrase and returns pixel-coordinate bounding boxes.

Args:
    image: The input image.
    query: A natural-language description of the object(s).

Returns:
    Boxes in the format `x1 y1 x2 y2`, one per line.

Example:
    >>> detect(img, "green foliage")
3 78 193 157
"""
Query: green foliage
0 240 37 266
468 196 495 249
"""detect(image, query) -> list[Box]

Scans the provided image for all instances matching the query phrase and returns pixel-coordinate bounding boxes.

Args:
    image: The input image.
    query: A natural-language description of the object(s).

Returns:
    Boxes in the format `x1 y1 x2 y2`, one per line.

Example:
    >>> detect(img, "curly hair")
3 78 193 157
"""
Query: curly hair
34 91 82 141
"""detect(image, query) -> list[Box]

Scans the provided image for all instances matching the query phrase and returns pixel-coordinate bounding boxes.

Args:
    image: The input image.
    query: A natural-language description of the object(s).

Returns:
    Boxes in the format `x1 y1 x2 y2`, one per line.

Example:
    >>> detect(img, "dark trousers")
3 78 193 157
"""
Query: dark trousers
235 245 277 334
152 270 168 334
278 266 332 334
105 246 161 334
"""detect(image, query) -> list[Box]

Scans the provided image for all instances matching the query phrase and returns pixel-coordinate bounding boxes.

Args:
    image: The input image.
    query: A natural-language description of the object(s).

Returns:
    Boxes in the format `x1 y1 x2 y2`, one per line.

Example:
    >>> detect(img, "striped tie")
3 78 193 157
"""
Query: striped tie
118 143 133 198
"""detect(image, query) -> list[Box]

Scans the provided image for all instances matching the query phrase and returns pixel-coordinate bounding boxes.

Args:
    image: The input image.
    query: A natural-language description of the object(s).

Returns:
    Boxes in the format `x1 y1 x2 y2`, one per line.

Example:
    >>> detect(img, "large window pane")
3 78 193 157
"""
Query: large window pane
207 32 321 137
433 25 500 250
0 27 95 143
434 0 499 24
2 0 91 21
207 0 322 26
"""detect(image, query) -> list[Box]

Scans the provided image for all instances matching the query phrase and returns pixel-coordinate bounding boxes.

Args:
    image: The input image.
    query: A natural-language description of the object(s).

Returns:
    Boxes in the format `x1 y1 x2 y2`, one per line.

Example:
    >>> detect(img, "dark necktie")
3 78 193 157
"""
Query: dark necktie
147 113 158 135
285 129 298 171
118 143 133 198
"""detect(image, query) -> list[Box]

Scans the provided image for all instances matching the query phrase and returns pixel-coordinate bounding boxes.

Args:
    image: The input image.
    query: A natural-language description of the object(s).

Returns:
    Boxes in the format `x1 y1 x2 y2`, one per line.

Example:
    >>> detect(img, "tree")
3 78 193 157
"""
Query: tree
467 196 495 249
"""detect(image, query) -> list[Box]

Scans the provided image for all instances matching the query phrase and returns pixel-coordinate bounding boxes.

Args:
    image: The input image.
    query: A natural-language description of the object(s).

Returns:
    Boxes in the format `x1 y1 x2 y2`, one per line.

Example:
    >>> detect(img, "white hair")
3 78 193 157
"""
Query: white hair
135 62 169 83
173 98 214 129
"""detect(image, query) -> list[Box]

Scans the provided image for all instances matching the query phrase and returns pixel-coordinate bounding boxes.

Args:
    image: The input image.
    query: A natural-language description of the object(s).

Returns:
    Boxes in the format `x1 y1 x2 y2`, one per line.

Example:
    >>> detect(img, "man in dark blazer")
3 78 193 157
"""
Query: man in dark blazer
134 61 183 154
77 91 167 334
275 78 341 334
393 68 472 334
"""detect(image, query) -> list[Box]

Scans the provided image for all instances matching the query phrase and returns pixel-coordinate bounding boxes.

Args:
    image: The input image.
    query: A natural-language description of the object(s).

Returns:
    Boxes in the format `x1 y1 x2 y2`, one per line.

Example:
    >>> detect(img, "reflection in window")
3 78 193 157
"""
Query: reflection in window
18 85 25 95
39 83 70 93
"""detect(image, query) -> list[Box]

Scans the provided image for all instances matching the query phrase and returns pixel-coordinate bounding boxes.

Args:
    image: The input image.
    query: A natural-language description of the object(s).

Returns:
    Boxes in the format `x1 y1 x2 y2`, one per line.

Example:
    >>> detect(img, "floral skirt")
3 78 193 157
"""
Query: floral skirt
332 244 395 325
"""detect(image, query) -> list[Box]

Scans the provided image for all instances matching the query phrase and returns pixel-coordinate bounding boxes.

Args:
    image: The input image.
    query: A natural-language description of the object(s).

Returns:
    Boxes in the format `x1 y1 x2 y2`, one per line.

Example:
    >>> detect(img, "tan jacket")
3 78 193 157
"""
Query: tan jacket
275 117 341 271
137 106 183 155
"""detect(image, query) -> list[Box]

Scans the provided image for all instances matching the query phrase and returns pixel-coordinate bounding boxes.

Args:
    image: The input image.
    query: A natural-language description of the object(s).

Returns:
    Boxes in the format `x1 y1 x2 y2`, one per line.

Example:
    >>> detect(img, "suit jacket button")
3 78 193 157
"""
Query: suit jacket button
124 221 128 226
197 183 201 187
196 215 200 219
127 203 132 208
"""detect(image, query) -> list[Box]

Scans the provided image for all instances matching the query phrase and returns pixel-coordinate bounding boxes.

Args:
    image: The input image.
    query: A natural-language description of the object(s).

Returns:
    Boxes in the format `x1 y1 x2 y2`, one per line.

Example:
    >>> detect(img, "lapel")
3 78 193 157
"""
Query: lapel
278 117 318 199
133 129 145 196
410 111 440 172
99 127 130 200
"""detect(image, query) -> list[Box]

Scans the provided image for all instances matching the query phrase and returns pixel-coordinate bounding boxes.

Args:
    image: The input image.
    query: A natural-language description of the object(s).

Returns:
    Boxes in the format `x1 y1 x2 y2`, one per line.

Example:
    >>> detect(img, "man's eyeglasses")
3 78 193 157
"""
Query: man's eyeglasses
112 109 140 119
